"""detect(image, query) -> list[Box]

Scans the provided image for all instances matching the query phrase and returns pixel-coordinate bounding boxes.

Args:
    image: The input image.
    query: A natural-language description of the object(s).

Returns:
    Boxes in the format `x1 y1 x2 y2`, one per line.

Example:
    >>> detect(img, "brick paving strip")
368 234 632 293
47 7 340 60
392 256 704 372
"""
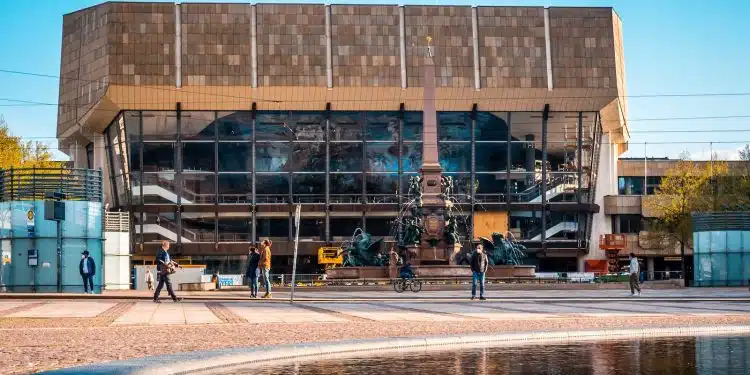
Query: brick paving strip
206 303 247 324
366 302 485 320
0 302 46 317
5 315 750 374
293 303 376 322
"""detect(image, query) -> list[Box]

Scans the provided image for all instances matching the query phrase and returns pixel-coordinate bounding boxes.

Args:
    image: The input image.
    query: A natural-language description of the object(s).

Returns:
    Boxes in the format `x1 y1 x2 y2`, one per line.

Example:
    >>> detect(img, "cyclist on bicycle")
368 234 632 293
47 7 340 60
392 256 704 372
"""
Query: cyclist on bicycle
399 262 415 281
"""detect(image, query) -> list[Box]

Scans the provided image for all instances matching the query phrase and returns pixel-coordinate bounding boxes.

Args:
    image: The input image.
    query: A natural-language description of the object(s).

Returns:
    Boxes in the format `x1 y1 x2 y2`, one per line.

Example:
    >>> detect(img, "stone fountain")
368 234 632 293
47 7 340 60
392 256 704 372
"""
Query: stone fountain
326 37 534 280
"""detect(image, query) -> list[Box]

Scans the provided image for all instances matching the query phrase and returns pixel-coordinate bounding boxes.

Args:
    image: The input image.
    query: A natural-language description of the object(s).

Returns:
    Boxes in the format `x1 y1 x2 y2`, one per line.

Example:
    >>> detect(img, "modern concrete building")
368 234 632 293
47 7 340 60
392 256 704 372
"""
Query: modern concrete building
605 157 748 279
57 2 628 273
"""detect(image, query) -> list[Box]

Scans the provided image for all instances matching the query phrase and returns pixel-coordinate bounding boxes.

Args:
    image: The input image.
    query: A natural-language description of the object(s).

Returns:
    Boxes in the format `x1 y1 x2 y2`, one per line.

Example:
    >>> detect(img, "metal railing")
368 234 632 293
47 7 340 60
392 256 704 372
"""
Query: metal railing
104 211 129 232
0 167 102 202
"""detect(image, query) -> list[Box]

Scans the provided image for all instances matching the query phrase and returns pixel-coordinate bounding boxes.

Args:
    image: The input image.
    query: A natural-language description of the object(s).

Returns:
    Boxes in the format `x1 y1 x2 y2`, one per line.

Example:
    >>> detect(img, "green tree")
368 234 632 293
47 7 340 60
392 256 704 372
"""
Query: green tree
0 115 58 169
643 152 726 286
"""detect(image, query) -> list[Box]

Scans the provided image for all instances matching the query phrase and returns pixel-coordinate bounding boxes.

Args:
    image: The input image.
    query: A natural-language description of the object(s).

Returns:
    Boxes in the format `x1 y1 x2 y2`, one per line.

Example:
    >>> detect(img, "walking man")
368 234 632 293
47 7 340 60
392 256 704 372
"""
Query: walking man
259 240 273 298
79 250 95 294
629 252 642 296
470 243 488 301
247 246 260 298
154 240 181 303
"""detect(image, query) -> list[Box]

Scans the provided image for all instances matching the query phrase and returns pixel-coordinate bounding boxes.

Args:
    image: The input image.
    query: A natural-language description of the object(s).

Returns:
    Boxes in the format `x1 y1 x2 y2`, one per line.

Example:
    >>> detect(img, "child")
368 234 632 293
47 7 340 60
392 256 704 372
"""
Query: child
145 267 154 290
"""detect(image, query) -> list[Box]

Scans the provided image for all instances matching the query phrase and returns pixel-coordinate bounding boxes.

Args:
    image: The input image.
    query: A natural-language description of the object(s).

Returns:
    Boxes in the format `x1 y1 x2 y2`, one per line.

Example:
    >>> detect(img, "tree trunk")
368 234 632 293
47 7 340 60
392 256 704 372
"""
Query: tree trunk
680 241 687 287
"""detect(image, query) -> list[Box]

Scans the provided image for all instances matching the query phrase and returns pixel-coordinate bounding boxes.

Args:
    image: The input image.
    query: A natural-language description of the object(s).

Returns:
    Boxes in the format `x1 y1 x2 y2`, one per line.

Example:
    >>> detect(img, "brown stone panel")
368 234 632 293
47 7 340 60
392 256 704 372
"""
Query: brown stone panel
58 3 112 137
477 7 547 89
257 4 327 87
181 3 251 86
108 2 175 87
331 5 400 87
549 7 616 89
404 6 473 88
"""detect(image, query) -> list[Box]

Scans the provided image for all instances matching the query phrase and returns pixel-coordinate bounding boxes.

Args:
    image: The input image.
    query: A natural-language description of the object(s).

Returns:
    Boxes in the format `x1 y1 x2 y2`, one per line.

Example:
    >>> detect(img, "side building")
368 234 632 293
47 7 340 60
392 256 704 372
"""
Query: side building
605 157 747 280
57 3 628 274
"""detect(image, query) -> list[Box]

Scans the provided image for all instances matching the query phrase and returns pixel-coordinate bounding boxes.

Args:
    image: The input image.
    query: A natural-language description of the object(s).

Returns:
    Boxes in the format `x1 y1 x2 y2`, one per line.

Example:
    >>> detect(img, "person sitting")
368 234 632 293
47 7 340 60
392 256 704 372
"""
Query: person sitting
399 262 415 281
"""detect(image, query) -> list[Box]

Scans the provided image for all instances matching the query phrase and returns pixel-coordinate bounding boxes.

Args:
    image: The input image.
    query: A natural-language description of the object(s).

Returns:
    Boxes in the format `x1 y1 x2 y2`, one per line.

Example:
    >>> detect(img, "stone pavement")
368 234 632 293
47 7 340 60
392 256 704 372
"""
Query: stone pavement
2 289 750 326
3 290 750 374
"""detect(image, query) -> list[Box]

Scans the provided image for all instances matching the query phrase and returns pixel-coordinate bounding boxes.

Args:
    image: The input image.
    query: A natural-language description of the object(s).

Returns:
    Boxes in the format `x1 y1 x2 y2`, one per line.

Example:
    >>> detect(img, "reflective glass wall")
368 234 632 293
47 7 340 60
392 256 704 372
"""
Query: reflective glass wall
104 109 600 252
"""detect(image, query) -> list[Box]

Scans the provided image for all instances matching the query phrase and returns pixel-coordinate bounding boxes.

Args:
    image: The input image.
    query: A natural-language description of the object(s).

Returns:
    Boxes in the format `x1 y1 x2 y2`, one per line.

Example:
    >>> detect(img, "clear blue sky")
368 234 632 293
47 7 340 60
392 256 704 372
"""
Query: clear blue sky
0 0 748 160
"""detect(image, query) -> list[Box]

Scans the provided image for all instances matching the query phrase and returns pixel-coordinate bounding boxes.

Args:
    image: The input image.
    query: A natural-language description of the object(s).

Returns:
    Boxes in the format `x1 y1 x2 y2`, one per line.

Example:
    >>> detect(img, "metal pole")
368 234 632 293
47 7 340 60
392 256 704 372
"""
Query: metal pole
56 220 62 293
290 204 301 304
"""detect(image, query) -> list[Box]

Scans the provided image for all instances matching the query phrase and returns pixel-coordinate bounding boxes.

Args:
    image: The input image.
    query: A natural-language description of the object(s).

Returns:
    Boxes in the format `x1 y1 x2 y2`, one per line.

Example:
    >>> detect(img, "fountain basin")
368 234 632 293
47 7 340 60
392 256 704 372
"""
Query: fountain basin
325 265 535 279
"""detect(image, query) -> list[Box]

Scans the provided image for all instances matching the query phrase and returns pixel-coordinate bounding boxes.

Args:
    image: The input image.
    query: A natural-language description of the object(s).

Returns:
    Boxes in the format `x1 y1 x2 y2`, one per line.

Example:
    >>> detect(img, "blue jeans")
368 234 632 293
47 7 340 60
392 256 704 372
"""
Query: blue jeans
262 268 271 294
81 274 94 293
249 270 259 296
472 271 485 297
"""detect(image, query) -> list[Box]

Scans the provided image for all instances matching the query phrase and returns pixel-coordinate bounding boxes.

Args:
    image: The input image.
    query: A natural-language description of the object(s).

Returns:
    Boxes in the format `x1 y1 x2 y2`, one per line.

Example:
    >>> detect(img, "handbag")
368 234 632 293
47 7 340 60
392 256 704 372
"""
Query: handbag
160 262 177 276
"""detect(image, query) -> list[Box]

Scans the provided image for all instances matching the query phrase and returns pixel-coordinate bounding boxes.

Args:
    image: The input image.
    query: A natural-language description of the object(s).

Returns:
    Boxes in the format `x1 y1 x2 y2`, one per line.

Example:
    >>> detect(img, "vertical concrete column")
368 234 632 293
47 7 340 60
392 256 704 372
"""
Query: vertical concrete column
175 2 182 88
325 5 333 88
251 4 258 88
647 257 655 281
543 7 553 91
399 5 407 89
471 6 480 90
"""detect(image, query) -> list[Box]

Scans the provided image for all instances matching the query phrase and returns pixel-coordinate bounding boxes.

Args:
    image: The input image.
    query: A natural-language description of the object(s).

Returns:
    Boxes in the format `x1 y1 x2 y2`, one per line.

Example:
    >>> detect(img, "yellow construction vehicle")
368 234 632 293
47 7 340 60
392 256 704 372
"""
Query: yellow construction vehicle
317 247 343 270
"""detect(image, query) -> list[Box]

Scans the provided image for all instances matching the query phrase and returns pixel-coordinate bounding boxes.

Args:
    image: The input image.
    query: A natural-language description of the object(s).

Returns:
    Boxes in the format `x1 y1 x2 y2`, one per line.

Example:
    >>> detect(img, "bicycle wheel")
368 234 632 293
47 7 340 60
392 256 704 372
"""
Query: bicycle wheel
410 279 423 293
393 279 406 293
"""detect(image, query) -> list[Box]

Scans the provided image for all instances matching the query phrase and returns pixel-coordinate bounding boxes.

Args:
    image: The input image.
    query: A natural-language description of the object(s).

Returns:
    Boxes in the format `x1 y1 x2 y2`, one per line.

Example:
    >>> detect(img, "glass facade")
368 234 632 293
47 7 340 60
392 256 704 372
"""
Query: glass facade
105 109 600 263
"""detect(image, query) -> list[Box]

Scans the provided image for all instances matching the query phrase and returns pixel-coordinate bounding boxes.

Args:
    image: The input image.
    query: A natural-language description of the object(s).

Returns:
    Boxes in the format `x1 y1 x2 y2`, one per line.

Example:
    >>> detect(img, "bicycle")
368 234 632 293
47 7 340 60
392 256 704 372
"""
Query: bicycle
392 277 423 293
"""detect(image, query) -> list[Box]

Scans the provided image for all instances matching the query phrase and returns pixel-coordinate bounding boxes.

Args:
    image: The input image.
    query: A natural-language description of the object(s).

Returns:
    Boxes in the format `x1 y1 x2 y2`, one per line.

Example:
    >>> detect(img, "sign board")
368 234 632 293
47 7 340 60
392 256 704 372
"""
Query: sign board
26 209 35 237
217 275 243 287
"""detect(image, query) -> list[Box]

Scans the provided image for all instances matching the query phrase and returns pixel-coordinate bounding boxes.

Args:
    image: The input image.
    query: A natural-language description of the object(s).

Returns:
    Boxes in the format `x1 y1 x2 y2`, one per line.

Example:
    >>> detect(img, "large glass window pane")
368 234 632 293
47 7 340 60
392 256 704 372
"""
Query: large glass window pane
290 142 325 172
438 112 471 141
475 173 507 203
299 218 325 238
124 111 140 143
330 173 362 203
366 143 400 173
256 112 298 141
218 142 252 172
256 173 289 204
402 143 422 172
183 142 215 172
217 173 250 204
216 111 252 140
330 218 363 238
292 173 325 203
330 112 362 141
182 173 216 204
256 218 289 240
256 142 290 172
509 211 543 241
181 214 215 242
365 112 399 141
142 111 177 140
367 173 399 195
142 172 177 204
476 143 507 172
142 142 175 172
403 112 423 141
439 143 471 172
182 111 216 140
330 143 363 172
217 217 251 242
129 138 141 173
400 173 419 198
476 112 509 141
290 112 325 141
365 218 394 237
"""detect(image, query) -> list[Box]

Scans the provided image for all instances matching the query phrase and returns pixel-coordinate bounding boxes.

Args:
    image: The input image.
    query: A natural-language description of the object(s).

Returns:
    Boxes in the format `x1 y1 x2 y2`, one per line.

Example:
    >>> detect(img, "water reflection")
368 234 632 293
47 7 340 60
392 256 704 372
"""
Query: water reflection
218 336 750 375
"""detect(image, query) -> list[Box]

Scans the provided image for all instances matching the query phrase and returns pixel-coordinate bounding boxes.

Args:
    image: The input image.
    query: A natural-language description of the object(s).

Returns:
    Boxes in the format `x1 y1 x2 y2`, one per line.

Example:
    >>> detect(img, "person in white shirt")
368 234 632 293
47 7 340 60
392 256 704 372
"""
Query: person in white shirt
629 253 641 296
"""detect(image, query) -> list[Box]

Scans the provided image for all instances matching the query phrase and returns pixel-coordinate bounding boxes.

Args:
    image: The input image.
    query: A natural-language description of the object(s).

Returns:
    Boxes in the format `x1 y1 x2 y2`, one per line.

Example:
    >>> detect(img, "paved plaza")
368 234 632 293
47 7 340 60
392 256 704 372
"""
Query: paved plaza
2 289 750 374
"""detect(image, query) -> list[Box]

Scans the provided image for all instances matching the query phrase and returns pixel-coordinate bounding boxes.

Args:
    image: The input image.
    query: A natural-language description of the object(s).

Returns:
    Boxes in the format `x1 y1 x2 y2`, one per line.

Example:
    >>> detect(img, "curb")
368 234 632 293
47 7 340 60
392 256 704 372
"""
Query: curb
40 325 750 375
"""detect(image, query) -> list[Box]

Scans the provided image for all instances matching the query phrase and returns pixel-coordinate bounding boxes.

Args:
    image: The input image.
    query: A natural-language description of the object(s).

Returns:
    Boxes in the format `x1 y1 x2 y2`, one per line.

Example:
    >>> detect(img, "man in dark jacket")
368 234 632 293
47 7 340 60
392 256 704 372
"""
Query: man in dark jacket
246 246 260 298
154 240 180 303
470 243 489 301
79 250 96 294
